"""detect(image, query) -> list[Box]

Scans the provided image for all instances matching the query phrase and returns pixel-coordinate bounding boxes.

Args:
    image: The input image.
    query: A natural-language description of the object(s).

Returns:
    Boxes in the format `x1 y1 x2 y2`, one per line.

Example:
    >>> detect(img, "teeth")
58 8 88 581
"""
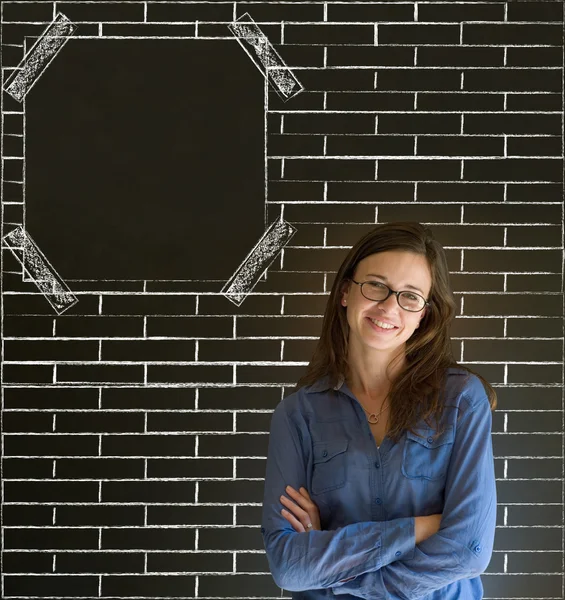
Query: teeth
370 318 396 329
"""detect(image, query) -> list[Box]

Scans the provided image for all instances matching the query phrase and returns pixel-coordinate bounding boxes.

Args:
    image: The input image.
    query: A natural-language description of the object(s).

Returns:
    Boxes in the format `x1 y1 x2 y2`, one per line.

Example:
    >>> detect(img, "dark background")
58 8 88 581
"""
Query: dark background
1 1 564 598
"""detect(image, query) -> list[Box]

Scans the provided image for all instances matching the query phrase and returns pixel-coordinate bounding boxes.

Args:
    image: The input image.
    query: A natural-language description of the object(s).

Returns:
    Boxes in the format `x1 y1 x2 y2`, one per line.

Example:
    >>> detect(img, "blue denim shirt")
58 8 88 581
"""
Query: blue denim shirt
261 367 497 600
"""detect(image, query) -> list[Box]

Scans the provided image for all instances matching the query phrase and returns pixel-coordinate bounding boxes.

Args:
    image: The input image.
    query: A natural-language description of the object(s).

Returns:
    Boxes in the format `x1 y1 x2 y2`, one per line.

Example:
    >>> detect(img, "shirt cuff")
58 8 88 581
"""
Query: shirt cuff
381 516 416 565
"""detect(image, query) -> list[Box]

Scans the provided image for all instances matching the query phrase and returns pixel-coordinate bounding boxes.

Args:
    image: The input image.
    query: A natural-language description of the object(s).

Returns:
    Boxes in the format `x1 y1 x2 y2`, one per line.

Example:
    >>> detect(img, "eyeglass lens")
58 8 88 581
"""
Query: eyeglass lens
363 282 424 311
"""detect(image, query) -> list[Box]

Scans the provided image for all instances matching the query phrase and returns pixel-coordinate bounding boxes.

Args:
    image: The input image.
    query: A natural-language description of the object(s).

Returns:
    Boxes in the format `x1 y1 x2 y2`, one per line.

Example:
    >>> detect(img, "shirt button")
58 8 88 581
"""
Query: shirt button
376 498 382 505
395 551 401 557
427 437 434 444
475 545 481 553
374 461 380 468
322 450 327 457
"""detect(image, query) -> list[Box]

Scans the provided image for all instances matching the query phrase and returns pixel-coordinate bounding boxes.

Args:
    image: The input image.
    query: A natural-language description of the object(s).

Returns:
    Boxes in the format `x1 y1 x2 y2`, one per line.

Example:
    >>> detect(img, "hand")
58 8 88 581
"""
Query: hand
415 514 442 544
280 485 321 532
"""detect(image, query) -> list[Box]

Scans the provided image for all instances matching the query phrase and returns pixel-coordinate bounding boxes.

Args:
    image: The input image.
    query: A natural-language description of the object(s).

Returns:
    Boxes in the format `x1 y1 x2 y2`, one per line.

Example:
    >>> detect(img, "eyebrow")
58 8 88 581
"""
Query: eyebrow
364 273 425 295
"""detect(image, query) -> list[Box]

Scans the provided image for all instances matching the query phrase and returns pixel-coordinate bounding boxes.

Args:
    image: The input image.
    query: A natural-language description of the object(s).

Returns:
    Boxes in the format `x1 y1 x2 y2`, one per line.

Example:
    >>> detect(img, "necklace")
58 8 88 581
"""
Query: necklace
356 397 389 424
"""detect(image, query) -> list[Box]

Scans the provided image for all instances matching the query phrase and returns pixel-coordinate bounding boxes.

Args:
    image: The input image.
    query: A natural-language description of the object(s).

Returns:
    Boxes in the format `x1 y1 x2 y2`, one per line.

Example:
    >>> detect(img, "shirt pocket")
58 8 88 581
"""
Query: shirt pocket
311 439 349 495
402 426 454 481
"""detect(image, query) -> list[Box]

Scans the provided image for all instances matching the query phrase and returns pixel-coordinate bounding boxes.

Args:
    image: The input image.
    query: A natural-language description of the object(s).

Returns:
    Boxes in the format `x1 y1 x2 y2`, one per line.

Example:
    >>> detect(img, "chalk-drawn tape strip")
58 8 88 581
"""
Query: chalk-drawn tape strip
222 218 297 306
228 13 303 102
2 226 78 314
3 12 77 103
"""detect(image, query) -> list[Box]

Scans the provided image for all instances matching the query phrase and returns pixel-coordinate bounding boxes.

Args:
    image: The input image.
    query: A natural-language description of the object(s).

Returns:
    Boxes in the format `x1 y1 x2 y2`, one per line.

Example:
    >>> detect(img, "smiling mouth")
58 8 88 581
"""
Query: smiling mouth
366 317 399 331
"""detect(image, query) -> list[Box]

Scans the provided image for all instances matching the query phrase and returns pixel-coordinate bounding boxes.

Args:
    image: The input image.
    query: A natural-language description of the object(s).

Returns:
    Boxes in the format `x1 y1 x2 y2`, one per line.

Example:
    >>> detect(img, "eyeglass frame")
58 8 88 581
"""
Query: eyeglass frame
348 278 431 313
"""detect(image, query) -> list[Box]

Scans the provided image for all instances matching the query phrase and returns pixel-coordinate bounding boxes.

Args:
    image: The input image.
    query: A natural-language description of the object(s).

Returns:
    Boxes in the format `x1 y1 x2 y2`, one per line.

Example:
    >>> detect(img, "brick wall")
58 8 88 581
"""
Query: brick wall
1 1 563 598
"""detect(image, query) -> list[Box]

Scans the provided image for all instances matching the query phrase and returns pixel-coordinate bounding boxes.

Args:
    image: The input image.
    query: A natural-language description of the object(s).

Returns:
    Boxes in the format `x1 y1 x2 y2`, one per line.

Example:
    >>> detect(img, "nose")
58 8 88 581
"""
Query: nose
379 292 399 309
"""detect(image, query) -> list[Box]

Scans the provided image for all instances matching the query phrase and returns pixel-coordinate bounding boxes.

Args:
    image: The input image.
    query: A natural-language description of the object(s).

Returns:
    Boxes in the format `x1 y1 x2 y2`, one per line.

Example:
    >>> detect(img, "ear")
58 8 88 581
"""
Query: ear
340 280 351 306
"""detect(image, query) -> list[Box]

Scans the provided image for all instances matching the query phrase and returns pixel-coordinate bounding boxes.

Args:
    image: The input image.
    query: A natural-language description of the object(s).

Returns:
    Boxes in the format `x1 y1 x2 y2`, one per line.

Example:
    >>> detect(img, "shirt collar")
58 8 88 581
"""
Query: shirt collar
308 374 345 393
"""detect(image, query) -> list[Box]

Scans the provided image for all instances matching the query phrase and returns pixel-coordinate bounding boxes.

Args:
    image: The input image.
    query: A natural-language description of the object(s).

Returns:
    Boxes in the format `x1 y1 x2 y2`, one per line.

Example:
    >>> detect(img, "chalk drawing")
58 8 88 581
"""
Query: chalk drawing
222 217 297 306
4 12 77 102
2 226 78 314
229 13 303 102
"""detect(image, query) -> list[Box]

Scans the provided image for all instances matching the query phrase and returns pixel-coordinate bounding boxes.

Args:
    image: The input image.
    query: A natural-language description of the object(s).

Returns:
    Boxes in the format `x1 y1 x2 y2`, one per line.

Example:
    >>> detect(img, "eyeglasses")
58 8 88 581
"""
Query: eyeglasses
349 279 430 313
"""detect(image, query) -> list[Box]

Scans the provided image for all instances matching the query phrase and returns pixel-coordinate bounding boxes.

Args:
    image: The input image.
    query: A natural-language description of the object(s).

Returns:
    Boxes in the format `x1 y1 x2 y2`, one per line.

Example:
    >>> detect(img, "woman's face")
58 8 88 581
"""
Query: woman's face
340 250 432 353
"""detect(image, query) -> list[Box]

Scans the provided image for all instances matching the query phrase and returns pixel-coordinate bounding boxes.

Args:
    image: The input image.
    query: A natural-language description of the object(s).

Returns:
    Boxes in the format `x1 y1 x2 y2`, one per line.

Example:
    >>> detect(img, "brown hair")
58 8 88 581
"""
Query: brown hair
293 221 497 442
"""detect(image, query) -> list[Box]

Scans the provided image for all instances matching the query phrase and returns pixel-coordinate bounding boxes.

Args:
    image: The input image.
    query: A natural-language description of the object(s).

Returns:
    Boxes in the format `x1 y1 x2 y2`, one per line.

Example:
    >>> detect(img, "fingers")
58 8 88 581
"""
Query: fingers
281 508 305 533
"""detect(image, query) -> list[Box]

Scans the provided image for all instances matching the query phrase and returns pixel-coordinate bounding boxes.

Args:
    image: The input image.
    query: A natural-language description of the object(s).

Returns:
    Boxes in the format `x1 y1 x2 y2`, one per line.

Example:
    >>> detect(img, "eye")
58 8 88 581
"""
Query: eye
403 293 419 301
368 281 386 289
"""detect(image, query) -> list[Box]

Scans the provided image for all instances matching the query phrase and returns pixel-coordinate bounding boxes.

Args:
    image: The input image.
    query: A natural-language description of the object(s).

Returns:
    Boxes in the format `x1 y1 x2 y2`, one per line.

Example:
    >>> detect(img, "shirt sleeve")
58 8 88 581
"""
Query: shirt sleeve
262 397 416 592
332 386 497 600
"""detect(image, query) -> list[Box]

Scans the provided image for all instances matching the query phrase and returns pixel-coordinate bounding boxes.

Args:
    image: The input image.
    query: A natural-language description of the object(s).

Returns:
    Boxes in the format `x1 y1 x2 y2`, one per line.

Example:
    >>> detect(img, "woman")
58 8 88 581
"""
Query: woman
261 221 497 599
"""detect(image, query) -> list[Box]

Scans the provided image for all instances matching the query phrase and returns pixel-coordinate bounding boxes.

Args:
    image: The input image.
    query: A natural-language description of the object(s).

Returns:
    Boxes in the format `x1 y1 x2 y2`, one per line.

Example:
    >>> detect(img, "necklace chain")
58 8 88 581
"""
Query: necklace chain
356 397 389 424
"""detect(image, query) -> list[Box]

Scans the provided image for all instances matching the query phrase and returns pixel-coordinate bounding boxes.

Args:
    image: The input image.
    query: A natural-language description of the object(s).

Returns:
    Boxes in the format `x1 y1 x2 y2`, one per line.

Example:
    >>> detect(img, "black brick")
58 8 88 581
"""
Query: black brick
56 458 145 479
236 4 323 21
418 136 503 157
327 91 415 111
463 23 563 45
298 68 376 91
3 387 99 410
147 364 233 384
148 2 233 22
464 113 561 135
3 412 53 433
418 92 504 111
57 551 145 574
419 2 505 22
4 481 98 503
328 3 414 22
326 135 414 156
465 203 561 224
327 45 414 67
4 575 98 597
102 528 196 550
380 24 460 44
465 294 561 317
147 411 231 432
506 47 563 67
283 158 376 181
327 182 414 203
507 2 563 22
102 23 199 38
418 47 503 67
2 457 54 478
418 183 503 203
511 182 562 207
3 505 53 526
55 411 145 433
147 316 232 338
506 93 562 111
102 434 196 457
464 68 562 92
2 364 53 384
54 1 145 21
3 551 53 573
284 113 374 134
102 575 195 596
56 364 144 384
379 159 460 181
379 113 460 134
464 158 562 182
4 527 99 550
56 505 145 526
3 340 98 362
102 481 195 503
507 136 562 157
284 24 374 45
55 316 144 338
378 69 461 91
3 434 99 457
2 2 55 21
102 387 195 410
